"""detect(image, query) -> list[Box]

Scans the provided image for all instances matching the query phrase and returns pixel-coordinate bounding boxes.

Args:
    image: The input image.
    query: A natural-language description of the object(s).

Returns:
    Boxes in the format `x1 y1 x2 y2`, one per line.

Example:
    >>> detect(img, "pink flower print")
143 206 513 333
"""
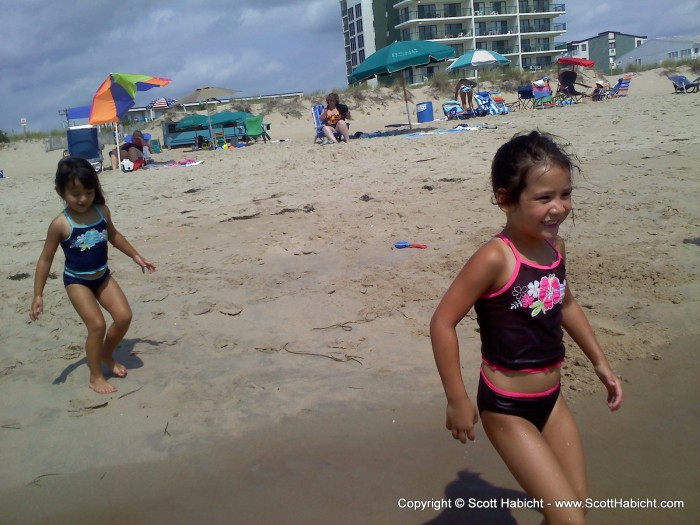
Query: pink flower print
520 294 535 308
538 275 562 312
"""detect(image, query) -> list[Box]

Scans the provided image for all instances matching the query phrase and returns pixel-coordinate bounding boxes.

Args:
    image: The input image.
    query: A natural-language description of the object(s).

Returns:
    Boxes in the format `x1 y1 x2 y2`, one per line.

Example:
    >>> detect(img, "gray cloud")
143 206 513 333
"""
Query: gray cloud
1 0 697 132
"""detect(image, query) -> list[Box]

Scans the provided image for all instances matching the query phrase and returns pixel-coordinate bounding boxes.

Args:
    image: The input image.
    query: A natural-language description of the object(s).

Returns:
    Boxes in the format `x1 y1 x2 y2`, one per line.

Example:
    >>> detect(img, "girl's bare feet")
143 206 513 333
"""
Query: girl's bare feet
89 376 117 394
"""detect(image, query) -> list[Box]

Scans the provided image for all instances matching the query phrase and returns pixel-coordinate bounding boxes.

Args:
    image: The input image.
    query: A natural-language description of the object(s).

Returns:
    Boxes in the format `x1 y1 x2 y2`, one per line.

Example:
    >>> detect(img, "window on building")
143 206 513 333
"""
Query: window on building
402 28 411 41
445 23 463 37
669 51 679 58
359 49 365 62
348 6 354 20
609 42 615 50
450 43 464 56
349 22 355 36
581 43 587 51
350 38 356 51
356 19 363 33
418 4 437 18
355 3 361 16
351 53 358 67
680 48 691 57
444 3 460 17
401 7 409 23
419 25 437 40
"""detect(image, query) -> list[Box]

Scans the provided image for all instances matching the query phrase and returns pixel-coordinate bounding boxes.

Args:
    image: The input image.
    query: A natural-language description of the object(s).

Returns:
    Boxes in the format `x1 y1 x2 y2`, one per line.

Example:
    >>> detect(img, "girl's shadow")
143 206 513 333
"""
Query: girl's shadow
424 470 531 525
52 338 161 385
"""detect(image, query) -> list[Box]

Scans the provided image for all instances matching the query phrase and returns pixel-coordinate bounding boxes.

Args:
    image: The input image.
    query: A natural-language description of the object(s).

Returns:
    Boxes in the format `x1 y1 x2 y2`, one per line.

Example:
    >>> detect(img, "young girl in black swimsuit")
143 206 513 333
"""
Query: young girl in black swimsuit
431 131 623 525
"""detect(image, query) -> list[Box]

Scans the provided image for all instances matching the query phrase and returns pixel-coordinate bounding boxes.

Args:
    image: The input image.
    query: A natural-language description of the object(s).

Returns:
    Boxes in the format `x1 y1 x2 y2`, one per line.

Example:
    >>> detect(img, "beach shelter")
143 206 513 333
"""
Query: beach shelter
89 72 171 166
557 57 595 70
175 87 239 147
347 40 456 128
446 49 510 82
175 114 210 130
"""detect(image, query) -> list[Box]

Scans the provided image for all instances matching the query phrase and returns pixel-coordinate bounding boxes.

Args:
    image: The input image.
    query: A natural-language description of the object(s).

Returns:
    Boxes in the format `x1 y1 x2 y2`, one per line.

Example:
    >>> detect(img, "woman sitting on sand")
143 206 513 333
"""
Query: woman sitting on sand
109 130 149 170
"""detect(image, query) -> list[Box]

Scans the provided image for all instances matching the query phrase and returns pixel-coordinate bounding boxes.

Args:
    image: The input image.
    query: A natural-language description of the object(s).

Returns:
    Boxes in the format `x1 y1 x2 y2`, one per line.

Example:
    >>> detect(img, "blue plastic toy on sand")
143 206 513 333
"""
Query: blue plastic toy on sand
394 241 427 249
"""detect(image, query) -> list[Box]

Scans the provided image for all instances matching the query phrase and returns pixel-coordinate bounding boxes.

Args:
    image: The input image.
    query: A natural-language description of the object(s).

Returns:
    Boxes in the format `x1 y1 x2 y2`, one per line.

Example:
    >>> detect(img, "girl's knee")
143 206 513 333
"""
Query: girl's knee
114 307 133 329
86 318 108 337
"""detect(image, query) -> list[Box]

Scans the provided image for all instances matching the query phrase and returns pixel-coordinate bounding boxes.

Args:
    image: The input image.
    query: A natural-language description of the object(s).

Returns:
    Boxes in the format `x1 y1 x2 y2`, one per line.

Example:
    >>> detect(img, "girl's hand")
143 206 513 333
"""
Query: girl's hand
30 296 44 321
594 363 623 411
133 255 156 273
446 397 479 443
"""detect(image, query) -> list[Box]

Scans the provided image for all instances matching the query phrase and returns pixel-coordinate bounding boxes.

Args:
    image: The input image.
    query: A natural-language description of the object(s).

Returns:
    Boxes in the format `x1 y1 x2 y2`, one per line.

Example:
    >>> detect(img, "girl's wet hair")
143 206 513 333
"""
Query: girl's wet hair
491 130 578 205
55 157 106 205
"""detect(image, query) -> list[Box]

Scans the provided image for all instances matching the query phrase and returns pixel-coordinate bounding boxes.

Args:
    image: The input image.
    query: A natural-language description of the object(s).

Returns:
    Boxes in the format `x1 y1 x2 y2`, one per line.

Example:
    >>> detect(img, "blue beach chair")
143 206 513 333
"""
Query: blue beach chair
65 125 103 172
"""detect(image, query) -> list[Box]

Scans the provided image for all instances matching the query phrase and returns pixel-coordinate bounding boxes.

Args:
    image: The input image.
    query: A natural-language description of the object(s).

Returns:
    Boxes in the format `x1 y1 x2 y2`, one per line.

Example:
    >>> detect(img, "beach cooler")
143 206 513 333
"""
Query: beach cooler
416 101 434 123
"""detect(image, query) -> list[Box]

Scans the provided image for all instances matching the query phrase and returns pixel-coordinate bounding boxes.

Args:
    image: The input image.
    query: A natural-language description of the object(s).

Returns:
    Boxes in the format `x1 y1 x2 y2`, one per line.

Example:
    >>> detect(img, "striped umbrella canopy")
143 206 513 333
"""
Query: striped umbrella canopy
89 73 171 125
446 49 510 81
147 97 176 109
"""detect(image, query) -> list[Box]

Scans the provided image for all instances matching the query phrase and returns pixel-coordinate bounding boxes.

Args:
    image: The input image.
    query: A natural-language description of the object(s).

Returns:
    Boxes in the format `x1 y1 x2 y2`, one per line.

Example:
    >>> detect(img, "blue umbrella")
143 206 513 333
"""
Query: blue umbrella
446 49 510 82
348 40 455 128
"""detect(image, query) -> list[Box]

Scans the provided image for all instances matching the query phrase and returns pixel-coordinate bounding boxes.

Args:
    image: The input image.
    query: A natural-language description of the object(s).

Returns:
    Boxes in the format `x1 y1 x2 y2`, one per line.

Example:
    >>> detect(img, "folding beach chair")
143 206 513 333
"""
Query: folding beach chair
312 104 350 143
472 92 491 116
442 100 474 120
65 125 103 172
608 73 633 98
668 75 700 94
532 79 554 109
242 115 270 143
556 70 589 102
517 85 535 110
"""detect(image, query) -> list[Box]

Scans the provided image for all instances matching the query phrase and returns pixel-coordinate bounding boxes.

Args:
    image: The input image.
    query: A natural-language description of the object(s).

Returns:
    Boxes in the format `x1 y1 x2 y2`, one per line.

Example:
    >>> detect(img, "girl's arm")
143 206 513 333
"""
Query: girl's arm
101 206 156 273
558 239 623 411
30 218 64 320
430 240 507 442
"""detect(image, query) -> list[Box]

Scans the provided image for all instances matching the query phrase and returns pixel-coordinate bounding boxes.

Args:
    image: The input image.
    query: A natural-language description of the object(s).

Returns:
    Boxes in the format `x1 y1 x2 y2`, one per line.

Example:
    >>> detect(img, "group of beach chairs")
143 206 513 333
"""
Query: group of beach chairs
520 73 634 110
441 71 635 120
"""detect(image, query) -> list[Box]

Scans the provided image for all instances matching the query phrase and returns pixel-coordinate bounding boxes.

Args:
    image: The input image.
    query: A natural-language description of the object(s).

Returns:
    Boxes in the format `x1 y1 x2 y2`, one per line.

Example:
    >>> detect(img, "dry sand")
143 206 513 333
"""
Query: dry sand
0 68 698 524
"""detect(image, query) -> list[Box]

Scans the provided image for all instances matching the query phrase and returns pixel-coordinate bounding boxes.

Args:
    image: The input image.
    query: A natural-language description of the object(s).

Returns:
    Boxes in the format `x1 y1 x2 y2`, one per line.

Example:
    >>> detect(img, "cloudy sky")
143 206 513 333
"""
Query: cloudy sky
1 0 697 133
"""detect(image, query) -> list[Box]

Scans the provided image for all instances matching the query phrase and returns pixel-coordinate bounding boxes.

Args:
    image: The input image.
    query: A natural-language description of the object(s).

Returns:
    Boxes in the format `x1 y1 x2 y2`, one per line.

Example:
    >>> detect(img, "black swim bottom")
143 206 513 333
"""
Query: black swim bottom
477 370 560 431
63 269 110 295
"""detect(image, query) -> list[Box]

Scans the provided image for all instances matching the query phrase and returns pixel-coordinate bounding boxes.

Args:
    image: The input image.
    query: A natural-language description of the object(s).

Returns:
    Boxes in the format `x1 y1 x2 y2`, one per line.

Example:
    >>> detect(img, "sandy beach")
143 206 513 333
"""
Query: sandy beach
1 69 698 524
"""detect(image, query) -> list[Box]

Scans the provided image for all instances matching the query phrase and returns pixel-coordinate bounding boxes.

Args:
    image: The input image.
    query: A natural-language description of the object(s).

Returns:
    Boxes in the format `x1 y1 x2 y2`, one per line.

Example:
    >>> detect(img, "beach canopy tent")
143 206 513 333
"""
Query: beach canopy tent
175 114 210 130
175 86 239 147
209 111 254 126
557 57 595 69
67 105 92 120
347 40 455 128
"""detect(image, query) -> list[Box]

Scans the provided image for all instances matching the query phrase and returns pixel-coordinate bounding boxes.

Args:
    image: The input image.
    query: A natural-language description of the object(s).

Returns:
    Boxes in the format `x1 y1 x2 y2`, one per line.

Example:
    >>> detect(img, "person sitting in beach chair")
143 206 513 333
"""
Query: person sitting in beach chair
109 130 149 170
318 93 350 144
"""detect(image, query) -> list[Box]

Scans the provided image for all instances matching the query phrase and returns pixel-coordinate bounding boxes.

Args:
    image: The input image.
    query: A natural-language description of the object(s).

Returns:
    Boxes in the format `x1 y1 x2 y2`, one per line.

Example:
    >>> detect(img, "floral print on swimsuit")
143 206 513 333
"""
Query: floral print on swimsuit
510 274 566 317
70 228 107 251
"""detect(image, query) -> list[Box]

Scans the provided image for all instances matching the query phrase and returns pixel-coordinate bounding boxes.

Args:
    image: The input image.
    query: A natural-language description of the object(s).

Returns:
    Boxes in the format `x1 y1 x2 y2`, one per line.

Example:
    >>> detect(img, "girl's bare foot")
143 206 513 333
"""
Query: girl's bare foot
104 359 127 378
89 376 117 394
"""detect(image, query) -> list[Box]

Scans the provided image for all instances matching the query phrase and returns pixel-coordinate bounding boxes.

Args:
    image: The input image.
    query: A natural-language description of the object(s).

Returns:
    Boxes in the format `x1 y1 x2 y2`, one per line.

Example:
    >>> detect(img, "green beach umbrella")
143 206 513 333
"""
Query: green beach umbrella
347 40 455 128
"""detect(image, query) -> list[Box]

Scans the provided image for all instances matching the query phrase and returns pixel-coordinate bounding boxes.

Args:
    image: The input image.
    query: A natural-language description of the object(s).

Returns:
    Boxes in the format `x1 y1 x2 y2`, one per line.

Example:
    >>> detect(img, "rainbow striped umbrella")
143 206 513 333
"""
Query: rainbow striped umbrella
89 73 171 125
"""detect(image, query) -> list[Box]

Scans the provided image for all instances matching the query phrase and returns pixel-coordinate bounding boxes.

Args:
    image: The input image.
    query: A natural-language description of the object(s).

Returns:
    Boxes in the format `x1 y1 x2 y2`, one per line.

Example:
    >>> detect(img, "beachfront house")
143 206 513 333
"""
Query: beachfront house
566 31 646 74
614 36 700 70
340 0 567 85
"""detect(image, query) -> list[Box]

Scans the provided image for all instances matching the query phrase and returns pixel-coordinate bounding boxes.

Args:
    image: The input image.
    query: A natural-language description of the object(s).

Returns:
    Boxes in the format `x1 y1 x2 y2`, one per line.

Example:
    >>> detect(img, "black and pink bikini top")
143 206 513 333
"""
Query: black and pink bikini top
474 234 567 372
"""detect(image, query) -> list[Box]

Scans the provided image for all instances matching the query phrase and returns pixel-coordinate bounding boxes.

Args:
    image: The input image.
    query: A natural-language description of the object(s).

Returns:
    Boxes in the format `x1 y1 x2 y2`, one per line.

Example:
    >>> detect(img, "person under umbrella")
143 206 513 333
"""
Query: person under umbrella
108 130 149 170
